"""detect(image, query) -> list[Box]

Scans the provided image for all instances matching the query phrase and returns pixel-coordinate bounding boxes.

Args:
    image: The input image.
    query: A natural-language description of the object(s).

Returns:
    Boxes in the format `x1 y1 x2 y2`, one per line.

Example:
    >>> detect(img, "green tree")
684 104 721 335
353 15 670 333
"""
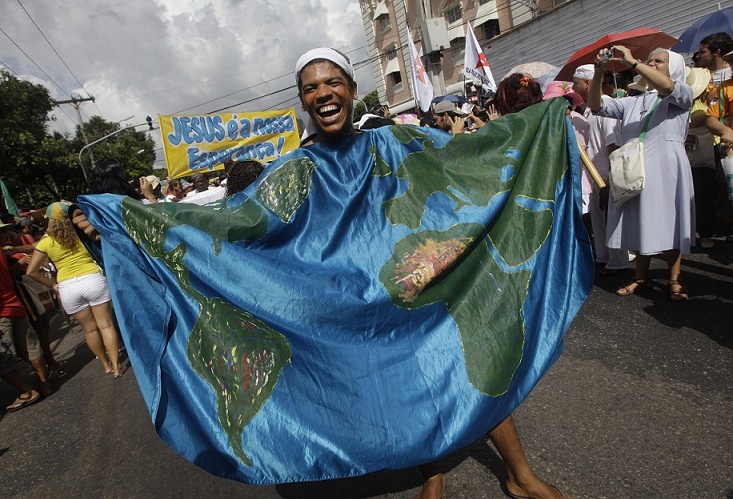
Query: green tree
353 90 381 123
76 116 157 182
0 70 55 207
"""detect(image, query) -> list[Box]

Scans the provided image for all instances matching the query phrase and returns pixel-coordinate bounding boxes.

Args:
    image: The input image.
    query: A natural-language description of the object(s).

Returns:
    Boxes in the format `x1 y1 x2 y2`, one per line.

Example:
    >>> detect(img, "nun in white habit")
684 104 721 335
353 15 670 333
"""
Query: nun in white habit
588 46 694 301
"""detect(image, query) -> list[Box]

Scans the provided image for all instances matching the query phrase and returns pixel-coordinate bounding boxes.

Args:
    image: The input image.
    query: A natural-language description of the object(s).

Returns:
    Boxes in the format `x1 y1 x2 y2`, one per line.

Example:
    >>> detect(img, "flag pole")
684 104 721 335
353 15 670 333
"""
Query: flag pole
578 146 606 188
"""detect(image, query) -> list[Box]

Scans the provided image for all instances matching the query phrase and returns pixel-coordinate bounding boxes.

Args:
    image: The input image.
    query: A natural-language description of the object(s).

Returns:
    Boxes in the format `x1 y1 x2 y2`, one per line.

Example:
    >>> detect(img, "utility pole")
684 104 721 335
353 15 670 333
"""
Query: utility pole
419 0 447 96
55 94 96 182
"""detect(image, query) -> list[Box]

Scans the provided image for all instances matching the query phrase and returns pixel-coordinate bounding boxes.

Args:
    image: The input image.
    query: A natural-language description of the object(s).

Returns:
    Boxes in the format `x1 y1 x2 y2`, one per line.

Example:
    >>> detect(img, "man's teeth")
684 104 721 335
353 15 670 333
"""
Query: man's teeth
319 105 339 114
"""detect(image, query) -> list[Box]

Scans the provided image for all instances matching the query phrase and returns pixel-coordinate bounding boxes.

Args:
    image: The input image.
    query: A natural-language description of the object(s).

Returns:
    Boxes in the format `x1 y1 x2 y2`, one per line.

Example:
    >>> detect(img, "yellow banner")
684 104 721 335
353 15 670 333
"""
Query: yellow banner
159 108 300 179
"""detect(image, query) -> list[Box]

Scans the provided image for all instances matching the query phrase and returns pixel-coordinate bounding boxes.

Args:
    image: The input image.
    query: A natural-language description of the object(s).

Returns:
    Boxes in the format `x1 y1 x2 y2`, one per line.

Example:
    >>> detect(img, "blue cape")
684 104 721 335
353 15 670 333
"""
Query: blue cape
78 98 593 484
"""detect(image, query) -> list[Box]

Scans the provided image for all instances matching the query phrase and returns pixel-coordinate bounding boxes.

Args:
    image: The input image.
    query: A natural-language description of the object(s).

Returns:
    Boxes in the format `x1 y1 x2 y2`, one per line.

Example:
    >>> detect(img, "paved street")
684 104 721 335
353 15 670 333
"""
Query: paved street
2 241 731 499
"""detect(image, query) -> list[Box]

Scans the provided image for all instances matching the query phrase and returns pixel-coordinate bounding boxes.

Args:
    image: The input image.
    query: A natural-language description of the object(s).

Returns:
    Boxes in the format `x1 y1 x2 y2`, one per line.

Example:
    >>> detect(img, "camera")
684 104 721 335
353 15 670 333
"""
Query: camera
599 49 614 62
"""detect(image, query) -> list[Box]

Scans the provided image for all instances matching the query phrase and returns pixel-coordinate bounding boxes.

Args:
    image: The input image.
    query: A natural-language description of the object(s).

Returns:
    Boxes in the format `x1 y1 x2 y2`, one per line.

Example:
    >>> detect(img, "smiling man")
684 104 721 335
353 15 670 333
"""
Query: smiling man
295 48 359 144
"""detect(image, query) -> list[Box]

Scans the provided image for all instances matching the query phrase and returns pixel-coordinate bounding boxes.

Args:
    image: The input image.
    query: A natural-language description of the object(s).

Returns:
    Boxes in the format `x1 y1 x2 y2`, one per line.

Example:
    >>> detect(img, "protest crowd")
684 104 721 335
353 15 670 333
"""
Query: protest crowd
2 23 733 499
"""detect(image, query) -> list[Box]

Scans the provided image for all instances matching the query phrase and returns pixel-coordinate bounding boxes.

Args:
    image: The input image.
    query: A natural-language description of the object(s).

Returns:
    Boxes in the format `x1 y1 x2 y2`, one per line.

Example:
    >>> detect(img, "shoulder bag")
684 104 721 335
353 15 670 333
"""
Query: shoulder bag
608 96 660 207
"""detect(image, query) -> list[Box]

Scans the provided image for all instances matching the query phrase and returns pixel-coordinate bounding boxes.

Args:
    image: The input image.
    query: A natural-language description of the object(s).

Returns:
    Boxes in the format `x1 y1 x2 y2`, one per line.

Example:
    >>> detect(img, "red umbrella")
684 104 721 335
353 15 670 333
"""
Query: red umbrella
555 28 678 81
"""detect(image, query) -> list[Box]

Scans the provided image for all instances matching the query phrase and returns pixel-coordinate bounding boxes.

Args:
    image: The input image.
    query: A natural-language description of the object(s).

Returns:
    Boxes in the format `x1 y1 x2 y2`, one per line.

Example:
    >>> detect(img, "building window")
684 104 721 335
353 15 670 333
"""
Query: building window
553 0 571 6
478 0 492 4
451 38 465 65
391 71 403 92
445 5 462 24
378 14 391 31
385 48 397 60
482 19 500 41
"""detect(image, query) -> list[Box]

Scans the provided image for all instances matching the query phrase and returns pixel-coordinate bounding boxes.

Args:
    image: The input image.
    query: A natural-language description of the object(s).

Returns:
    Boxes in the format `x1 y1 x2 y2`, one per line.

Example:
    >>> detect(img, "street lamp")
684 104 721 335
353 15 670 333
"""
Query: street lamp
78 122 137 186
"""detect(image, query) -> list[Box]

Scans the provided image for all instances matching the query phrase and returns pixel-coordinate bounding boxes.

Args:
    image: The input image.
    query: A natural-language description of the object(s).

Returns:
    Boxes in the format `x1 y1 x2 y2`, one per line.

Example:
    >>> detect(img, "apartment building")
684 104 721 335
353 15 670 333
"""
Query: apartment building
358 0 732 114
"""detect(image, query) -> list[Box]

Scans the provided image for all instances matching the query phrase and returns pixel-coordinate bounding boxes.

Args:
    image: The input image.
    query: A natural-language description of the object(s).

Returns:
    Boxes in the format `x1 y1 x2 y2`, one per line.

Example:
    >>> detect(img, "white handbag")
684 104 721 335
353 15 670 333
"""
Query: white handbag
608 97 659 208
722 151 733 206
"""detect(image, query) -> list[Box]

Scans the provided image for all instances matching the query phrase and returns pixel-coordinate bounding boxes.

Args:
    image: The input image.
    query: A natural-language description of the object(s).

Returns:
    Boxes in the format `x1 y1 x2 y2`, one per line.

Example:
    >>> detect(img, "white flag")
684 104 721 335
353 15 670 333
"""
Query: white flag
464 22 496 92
407 30 434 112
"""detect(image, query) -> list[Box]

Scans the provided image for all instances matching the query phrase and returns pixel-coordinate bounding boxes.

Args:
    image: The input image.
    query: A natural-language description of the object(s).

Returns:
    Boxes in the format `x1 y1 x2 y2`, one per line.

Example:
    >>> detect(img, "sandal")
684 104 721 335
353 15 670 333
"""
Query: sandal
48 367 67 380
668 280 688 301
615 279 651 296
6 390 41 412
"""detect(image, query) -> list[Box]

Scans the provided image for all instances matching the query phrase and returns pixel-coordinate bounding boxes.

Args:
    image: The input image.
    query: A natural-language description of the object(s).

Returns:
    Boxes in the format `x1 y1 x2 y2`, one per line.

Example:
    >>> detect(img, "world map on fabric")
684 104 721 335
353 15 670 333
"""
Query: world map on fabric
79 97 593 484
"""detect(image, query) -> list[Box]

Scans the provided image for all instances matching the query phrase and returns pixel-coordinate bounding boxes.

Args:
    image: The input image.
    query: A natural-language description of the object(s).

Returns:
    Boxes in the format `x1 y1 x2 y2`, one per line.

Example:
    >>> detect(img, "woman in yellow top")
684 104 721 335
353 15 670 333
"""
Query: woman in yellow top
26 202 125 377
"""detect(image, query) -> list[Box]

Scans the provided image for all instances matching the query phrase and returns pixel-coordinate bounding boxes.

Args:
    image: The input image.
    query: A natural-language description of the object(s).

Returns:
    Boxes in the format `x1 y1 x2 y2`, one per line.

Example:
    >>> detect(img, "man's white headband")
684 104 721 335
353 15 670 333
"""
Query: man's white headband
573 64 595 80
295 47 355 84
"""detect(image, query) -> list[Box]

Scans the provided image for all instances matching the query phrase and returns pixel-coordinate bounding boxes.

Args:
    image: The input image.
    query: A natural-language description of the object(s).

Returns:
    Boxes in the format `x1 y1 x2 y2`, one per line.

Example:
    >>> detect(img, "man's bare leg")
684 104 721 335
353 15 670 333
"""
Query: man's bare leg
490 415 568 499
417 462 444 499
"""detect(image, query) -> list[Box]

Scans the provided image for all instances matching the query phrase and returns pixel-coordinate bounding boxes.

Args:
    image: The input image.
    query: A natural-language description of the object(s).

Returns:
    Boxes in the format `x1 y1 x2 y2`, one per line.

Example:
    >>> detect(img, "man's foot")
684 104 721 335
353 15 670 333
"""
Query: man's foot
38 381 53 397
6 390 41 412
505 481 571 499
416 473 444 499
48 367 67 380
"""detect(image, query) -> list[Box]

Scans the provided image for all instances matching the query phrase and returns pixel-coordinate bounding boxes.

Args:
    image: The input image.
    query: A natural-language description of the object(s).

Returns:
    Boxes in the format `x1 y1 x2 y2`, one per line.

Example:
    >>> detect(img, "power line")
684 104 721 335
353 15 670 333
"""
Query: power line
0 58 77 126
208 85 296 114
14 0 105 119
0 25 70 96
171 48 378 117
0 59 21 77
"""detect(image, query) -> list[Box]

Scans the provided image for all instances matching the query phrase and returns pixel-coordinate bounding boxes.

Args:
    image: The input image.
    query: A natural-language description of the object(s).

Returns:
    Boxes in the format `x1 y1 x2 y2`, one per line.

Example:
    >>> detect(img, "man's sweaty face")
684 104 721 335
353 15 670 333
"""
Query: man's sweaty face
300 61 357 137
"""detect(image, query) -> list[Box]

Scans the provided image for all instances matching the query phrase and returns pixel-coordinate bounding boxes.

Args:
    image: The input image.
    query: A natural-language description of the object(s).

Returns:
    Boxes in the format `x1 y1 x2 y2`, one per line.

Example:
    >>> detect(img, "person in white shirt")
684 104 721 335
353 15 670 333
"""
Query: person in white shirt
573 65 629 275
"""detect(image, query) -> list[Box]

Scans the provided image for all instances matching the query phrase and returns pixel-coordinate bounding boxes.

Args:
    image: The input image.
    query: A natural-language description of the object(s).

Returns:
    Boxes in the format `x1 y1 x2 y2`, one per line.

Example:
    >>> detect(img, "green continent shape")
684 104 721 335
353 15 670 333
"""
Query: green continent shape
123 196 269 256
370 144 392 177
256 156 316 223
383 99 569 230
379 224 529 395
390 124 430 144
121 197 291 466
379 213 551 395
187 296 292 466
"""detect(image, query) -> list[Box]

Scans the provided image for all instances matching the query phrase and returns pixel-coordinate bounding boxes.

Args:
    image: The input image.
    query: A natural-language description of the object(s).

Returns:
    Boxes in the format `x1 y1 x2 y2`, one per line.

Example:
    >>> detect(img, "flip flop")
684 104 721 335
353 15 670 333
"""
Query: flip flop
504 484 571 499
48 367 67 380
6 391 41 412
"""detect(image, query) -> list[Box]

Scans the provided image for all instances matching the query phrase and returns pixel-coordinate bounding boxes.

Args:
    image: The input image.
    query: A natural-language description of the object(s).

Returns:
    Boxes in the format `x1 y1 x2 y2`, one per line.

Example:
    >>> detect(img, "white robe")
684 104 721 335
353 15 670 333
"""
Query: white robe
596 80 695 255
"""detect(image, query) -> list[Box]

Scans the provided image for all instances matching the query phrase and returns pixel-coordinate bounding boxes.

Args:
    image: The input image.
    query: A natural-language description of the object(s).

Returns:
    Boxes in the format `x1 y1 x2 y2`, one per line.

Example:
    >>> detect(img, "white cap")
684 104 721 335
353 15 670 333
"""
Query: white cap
573 64 595 80
295 48 355 84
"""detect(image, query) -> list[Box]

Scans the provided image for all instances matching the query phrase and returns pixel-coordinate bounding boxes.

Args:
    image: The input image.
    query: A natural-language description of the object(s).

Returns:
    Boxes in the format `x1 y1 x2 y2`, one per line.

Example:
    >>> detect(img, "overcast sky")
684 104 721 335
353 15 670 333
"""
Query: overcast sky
0 0 375 166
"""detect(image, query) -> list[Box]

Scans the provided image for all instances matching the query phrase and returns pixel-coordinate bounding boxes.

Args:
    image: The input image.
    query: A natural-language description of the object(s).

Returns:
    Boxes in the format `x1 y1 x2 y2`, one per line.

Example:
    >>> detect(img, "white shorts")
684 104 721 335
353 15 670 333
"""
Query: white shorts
58 273 111 315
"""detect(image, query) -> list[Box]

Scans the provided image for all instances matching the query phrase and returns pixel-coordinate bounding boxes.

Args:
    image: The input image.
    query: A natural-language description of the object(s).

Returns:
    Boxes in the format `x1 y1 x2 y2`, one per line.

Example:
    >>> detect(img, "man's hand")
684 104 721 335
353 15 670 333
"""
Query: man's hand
70 207 101 242
451 116 465 134
139 177 158 203
719 128 733 153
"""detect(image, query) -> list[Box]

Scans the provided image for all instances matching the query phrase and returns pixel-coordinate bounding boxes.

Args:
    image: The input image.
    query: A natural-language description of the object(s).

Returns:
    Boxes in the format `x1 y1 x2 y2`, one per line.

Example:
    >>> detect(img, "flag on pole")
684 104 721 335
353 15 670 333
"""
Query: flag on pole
78 99 592 484
0 178 20 216
407 29 434 112
464 22 496 92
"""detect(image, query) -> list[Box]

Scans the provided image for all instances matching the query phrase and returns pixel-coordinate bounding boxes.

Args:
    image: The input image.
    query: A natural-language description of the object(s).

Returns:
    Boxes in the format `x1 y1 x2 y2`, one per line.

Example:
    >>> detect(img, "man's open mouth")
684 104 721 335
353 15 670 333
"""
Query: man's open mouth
317 104 341 118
